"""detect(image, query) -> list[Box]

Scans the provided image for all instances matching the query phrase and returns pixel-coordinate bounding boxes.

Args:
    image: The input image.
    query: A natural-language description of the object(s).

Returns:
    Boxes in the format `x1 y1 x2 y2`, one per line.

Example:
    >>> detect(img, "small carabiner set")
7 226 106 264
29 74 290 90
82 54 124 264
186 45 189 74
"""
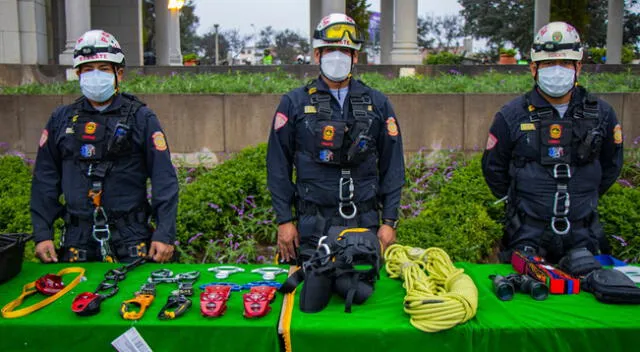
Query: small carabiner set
72 257 146 316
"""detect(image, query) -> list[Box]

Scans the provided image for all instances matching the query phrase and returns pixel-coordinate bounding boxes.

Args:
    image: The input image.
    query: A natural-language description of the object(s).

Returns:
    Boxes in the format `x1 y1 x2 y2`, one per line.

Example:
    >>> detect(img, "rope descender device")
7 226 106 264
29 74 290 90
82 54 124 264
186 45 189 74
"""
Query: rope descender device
72 257 146 316
243 286 277 318
158 293 192 320
208 266 245 279
251 267 288 281
2 268 86 319
200 285 232 317
120 283 156 320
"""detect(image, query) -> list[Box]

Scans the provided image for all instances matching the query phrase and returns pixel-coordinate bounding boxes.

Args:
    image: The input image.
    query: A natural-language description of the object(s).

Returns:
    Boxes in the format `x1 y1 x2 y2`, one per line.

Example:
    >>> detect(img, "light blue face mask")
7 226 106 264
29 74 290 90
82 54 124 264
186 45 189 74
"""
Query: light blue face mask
537 65 576 98
80 70 116 103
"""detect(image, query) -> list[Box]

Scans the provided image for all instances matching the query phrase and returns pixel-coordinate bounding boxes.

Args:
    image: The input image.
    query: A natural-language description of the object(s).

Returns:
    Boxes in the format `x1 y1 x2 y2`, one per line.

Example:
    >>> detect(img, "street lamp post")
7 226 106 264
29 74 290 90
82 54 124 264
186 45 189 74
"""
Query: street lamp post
214 24 220 65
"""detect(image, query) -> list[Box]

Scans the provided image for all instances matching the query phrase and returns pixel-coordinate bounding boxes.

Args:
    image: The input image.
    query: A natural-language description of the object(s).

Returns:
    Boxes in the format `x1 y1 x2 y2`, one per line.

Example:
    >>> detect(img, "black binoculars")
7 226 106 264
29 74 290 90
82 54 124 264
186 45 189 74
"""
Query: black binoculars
489 274 549 301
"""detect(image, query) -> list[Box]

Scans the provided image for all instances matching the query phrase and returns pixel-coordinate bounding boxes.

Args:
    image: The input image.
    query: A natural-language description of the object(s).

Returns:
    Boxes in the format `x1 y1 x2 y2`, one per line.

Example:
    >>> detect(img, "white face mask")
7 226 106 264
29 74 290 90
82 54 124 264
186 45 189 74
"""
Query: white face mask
320 50 352 82
80 69 116 103
537 65 576 98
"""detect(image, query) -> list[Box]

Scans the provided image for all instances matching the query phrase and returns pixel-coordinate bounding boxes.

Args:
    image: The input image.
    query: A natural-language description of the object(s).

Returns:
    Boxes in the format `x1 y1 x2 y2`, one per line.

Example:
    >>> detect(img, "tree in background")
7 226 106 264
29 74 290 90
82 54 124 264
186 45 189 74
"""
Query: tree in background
458 0 640 57
196 29 229 65
274 30 310 63
179 0 200 54
142 0 200 57
224 29 253 61
256 26 276 50
418 14 465 51
346 0 370 44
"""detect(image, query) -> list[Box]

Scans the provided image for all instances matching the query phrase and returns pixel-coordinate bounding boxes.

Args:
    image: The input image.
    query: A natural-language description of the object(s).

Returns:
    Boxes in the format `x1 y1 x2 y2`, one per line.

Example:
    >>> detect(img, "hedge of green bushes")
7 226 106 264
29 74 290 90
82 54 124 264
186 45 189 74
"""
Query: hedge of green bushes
2 143 639 264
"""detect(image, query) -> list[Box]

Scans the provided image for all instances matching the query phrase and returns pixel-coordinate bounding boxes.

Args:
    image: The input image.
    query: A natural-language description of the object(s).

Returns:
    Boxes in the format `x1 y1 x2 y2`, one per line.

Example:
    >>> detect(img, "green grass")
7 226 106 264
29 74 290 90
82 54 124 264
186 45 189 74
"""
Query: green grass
2 71 640 95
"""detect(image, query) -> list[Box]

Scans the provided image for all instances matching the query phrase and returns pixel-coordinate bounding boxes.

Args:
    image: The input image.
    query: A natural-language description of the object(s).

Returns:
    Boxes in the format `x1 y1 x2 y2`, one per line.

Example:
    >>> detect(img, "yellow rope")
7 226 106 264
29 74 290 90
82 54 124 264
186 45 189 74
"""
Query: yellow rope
384 245 478 332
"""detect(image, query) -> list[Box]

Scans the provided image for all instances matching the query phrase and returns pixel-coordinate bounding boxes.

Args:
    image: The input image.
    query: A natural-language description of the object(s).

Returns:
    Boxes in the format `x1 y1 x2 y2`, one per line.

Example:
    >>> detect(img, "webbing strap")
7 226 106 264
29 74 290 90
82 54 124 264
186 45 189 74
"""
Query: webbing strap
1 267 86 318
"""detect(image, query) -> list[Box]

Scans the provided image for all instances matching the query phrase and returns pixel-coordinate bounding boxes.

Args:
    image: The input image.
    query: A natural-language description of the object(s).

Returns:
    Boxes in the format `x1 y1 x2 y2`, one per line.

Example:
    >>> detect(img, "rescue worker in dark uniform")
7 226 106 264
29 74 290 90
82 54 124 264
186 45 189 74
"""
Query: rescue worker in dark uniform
482 22 623 263
32 30 178 263
267 13 405 263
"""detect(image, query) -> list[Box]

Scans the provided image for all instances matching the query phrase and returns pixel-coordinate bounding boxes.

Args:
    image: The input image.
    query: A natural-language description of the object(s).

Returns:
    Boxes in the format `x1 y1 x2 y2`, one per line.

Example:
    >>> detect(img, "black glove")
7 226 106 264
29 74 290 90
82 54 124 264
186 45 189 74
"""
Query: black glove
558 247 602 277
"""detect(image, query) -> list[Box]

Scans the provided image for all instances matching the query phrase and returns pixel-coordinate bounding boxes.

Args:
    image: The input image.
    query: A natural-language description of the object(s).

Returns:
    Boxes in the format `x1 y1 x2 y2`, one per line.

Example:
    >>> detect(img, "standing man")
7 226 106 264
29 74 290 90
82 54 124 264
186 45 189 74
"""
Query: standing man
482 22 623 263
31 30 178 263
267 13 405 263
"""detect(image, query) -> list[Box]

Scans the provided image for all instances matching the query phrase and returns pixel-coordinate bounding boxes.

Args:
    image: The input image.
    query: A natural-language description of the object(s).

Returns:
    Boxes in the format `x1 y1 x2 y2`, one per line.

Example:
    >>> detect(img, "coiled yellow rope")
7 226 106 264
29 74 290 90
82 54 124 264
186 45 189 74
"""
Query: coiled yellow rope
384 244 478 332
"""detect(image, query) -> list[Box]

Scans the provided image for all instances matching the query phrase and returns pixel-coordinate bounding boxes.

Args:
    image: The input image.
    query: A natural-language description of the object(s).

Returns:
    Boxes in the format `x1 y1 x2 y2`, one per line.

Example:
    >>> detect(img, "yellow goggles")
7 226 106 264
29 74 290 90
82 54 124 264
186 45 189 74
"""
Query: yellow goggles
315 23 364 44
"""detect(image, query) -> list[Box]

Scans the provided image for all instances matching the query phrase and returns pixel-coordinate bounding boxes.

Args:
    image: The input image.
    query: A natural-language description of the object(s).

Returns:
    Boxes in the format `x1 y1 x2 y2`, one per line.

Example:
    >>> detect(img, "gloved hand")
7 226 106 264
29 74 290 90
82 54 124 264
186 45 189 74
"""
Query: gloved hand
558 247 602 277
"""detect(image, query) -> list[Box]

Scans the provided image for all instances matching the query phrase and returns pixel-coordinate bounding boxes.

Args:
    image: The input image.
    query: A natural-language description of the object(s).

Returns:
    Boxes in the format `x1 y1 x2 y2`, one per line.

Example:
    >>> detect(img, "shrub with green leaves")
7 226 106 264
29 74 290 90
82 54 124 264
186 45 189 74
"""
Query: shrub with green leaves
424 51 464 65
175 143 277 263
397 155 504 262
598 183 640 263
0 154 35 261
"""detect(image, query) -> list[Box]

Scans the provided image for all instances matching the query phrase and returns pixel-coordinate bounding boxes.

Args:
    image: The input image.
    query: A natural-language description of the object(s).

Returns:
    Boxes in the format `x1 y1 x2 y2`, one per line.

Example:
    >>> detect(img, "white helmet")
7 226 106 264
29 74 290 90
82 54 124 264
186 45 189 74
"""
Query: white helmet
531 21 583 62
73 30 125 68
313 13 363 51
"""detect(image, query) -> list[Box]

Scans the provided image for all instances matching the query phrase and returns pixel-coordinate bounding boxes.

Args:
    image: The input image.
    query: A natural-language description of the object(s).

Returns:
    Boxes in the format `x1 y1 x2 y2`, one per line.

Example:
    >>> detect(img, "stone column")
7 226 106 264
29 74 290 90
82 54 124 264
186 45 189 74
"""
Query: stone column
58 0 90 66
380 0 393 64
390 0 420 64
533 0 550 33
606 0 624 64
321 0 345 17
155 0 182 66
309 0 322 56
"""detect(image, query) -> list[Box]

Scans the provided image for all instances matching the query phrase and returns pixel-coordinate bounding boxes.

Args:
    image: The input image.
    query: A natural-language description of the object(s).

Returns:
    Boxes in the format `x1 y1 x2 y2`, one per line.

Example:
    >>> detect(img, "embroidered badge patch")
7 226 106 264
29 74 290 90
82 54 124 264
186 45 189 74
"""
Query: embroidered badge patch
386 117 399 137
84 122 97 135
322 125 335 141
520 123 536 131
548 146 565 159
152 131 168 151
486 133 498 150
613 124 623 144
549 124 562 139
274 112 288 131
319 149 334 162
80 144 96 158
39 129 48 148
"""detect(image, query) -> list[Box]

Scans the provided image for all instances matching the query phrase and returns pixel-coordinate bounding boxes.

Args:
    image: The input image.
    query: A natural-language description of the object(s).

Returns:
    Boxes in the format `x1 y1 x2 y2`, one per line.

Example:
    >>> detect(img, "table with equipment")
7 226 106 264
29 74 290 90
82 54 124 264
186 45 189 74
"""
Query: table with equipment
0 262 286 352
2 263 640 352
280 262 640 352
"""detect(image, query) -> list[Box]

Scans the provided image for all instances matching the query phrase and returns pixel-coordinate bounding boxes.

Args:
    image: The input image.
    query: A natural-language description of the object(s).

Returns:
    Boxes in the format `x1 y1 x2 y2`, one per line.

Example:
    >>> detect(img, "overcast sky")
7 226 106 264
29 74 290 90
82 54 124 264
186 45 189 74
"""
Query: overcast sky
193 0 463 37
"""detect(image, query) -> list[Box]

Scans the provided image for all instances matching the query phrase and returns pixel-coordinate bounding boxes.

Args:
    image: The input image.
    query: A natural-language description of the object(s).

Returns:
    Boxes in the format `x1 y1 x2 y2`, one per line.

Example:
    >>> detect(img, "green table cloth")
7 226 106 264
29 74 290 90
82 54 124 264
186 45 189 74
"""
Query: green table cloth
0 263 286 352
284 263 640 352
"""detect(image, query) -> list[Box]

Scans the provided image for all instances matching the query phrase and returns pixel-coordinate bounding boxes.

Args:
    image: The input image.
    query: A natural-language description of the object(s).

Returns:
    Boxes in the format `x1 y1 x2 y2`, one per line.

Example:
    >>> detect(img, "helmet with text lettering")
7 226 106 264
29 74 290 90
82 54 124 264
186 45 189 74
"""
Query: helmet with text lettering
73 30 125 68
531 22 583 62
313 13 363 51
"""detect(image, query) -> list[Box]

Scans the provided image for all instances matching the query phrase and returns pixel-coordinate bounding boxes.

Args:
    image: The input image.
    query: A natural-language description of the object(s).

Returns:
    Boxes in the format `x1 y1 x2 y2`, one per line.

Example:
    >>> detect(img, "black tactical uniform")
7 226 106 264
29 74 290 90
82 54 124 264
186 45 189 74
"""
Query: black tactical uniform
31 93 179 263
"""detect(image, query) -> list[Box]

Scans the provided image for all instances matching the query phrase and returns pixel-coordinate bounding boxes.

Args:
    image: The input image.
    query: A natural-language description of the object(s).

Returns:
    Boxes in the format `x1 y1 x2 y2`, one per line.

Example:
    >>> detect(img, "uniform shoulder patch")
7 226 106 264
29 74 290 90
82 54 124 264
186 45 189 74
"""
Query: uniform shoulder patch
274 112 288 131
39 129 48 148
486 133 498 150
386 117 399 137
613 124 623 144
152 131 168 151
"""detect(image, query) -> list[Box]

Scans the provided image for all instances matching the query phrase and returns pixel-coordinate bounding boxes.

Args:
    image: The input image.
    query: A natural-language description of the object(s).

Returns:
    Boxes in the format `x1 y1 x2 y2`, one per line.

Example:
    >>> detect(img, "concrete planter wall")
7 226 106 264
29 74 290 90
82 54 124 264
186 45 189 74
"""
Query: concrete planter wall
1 93 639 158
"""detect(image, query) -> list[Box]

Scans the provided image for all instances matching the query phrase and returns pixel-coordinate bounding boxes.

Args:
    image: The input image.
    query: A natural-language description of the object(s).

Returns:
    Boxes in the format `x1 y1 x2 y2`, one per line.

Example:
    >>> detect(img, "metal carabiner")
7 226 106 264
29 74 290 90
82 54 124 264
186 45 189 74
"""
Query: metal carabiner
251 267 288 281
551 217 571 236
339 176 355 202
338 201 358 219
552 191 570 216
208 266 245 279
